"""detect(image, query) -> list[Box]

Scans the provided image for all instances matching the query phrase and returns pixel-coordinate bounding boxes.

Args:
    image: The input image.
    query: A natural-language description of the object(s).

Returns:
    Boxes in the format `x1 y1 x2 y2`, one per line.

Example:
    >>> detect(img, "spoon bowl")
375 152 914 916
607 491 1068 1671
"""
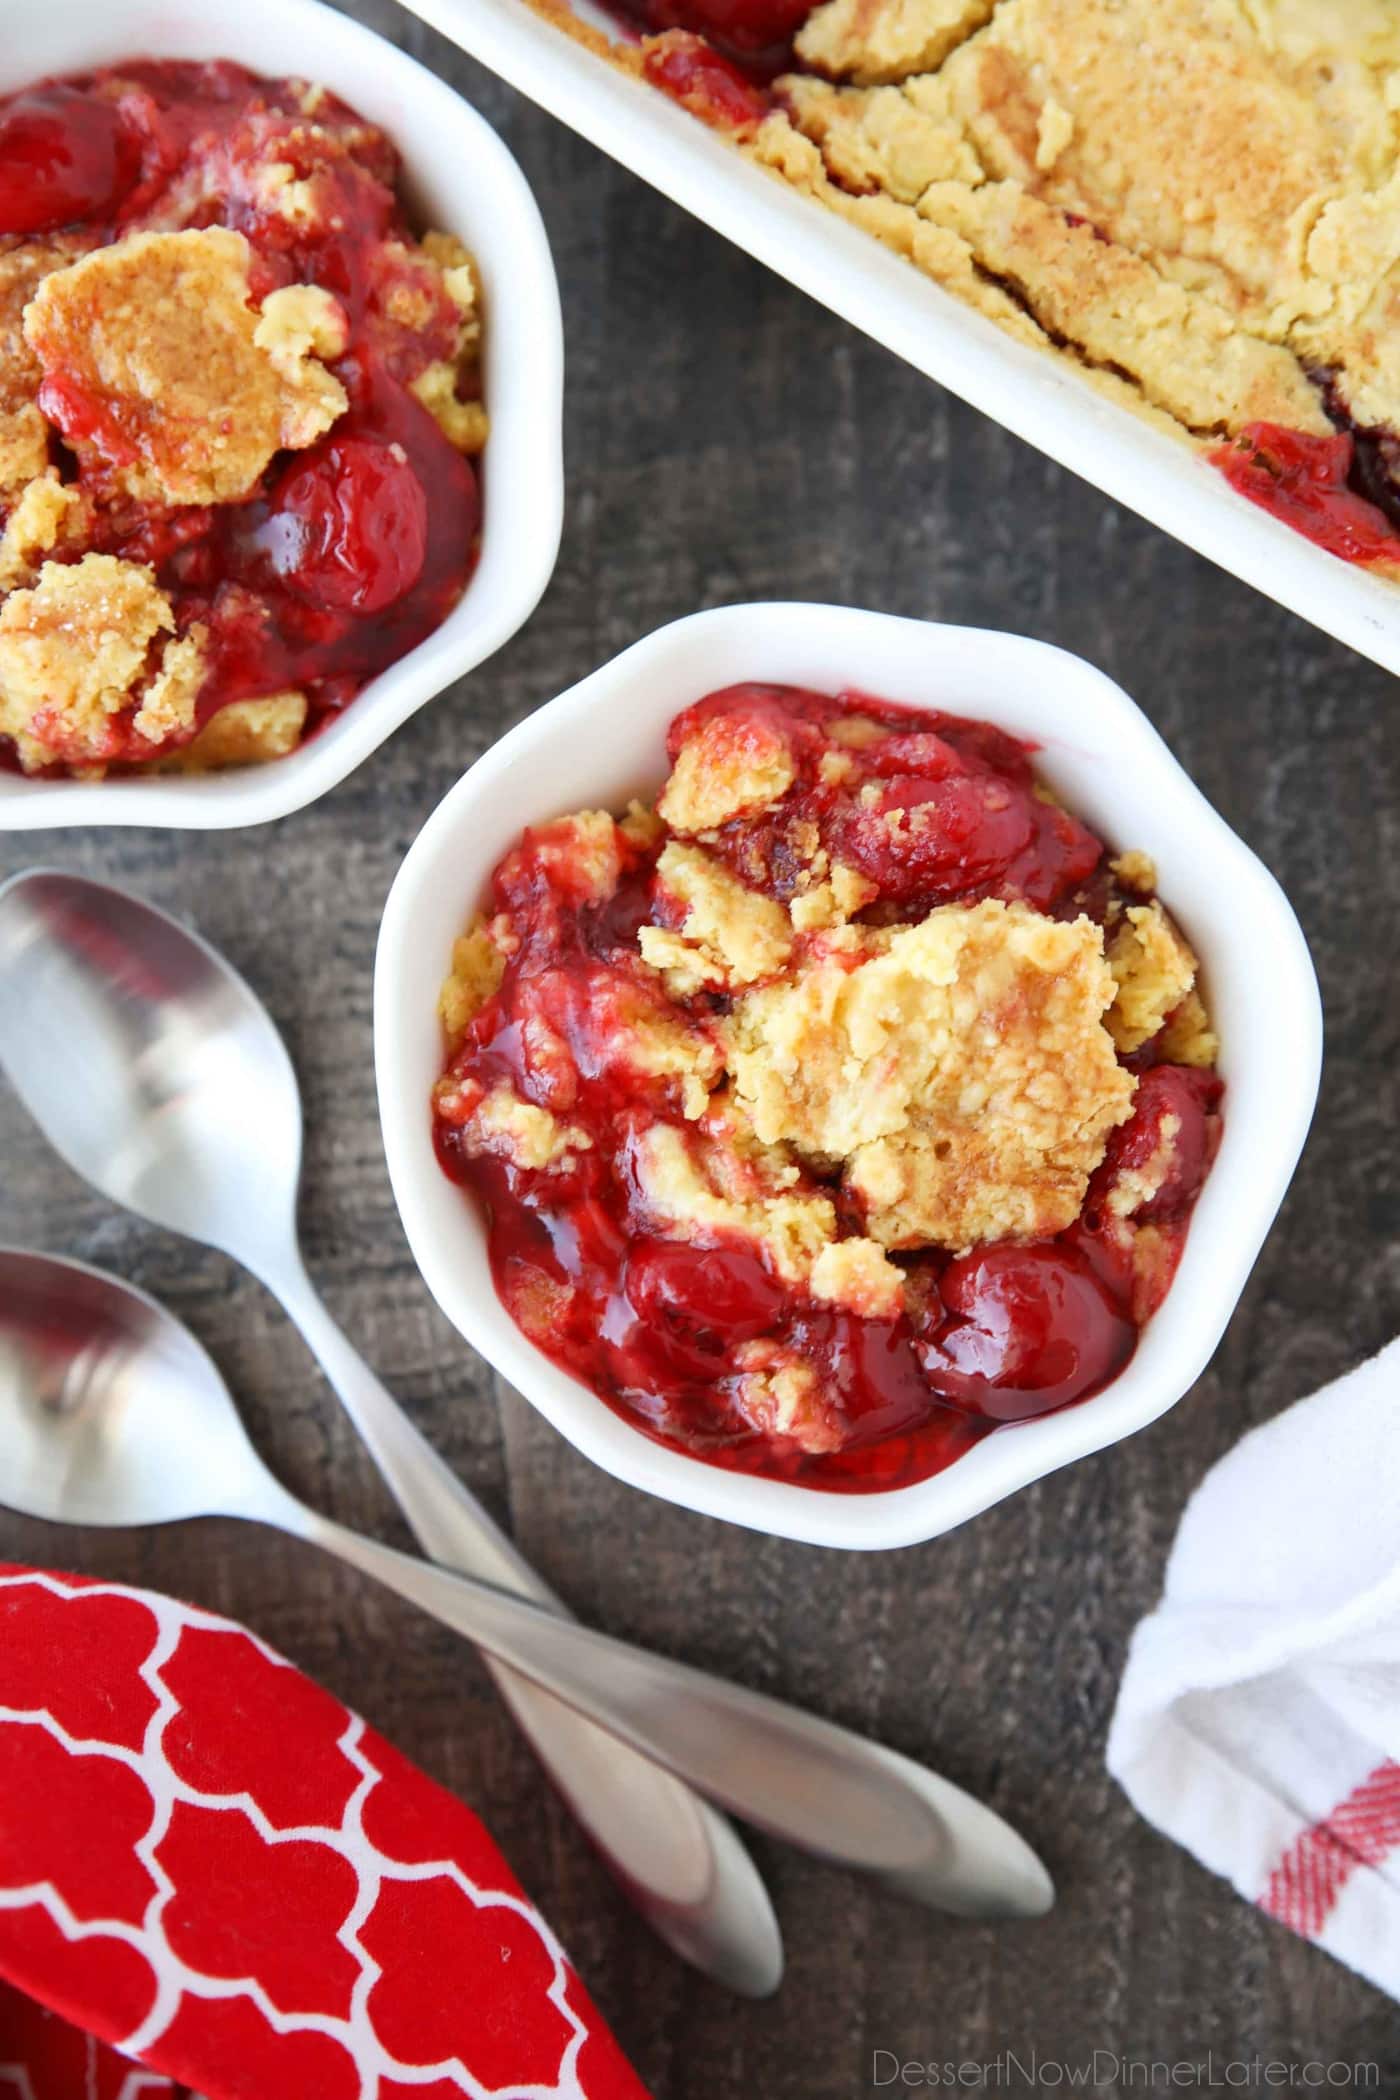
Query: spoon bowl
0 871 302 1274
0 1248 266 1530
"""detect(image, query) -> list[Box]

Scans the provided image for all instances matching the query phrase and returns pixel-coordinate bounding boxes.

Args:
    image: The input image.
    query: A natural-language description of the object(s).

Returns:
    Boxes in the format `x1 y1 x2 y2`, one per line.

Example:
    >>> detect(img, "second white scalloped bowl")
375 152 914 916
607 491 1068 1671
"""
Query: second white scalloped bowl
376 604 1322 1549
0 0 563 830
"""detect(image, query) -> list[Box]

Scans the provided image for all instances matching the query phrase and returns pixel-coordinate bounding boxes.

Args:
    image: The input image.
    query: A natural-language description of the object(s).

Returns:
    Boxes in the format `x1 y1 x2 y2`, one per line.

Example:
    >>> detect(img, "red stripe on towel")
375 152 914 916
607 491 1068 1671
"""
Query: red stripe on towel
1260 1760 1400 1936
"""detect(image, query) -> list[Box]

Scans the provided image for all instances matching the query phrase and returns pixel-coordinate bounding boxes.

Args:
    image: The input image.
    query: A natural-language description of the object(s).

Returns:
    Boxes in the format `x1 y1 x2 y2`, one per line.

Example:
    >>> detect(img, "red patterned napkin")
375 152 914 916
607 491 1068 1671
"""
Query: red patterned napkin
2 1981 194 2096
0 1565 651 2099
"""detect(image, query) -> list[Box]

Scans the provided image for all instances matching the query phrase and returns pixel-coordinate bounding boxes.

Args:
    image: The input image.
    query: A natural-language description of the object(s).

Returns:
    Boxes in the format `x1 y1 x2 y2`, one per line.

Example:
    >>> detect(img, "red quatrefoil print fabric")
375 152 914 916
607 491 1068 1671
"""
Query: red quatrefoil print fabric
0 1565 651 2100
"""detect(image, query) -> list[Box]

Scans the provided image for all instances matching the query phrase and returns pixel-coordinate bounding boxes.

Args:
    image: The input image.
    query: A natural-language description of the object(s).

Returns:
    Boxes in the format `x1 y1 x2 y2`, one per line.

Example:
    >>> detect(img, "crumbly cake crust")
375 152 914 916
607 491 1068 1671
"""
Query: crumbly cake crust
408 231 491 457
639 841 795 993
155 690 309 772
796 0 996 87
1156 987 1219 1070
0 473 88 589
0 241 84 497
24 229 347 506
1105 900 1199 1056
440 917 517 1045
760 0 1400 441
727 898 1135 1250
534 0 1400 490
658 707 798 831
0 552 205 770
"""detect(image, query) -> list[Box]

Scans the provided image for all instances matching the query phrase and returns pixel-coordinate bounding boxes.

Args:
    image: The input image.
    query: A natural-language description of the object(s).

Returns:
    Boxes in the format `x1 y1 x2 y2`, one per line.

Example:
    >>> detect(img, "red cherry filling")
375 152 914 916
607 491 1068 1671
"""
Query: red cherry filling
610 1237 790 1383
0 86 136 236
661 0 808 47
626 0 806 69
1090 1063 1223 1225
776 1307 942 1448
834 773 1035 901
263 436 430 615
642 33 773 128
1212 423 1400 568
918 1243 1136 1422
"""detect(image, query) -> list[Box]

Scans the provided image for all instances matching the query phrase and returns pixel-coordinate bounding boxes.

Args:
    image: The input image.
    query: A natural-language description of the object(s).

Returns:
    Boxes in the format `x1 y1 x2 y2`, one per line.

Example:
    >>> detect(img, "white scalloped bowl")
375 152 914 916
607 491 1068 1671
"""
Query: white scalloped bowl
375 603 1322 1549
0 0 563 830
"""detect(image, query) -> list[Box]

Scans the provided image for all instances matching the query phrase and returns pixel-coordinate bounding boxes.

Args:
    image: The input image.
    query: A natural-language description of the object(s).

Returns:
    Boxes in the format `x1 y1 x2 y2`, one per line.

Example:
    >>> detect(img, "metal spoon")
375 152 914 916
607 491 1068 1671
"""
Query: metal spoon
0 866 779 1997
0 1246 1053 1919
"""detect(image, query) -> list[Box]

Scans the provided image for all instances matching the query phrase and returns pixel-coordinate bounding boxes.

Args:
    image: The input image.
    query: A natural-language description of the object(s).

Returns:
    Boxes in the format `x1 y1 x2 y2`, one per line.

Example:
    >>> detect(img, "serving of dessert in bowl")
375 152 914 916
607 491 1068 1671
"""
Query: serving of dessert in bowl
376 603 1321 1549
0 0 563 828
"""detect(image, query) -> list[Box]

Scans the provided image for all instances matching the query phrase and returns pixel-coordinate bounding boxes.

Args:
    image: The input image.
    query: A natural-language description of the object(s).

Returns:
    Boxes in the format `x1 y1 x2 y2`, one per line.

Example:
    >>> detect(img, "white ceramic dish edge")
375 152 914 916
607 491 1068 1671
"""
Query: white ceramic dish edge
374 601 1323 1551
408 0 1400 683
0 0 564 830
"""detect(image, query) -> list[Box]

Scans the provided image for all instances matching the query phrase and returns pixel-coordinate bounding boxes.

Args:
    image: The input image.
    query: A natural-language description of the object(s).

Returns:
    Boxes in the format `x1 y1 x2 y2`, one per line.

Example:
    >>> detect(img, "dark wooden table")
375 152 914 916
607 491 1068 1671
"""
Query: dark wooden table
3 5 1398 2088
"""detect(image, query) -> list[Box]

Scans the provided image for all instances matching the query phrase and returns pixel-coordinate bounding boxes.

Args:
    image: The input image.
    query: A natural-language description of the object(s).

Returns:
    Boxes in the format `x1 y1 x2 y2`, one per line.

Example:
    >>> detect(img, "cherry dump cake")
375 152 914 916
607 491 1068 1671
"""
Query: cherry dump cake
536 0 1400 573
0 61 487 778
432 684 1222 1492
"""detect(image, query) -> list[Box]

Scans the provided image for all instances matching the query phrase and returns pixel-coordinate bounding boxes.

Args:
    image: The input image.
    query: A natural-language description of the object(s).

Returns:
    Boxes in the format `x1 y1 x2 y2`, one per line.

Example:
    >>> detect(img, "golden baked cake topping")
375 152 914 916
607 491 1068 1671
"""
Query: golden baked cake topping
24 229 347 506
0 552 204 770
550 0 1400 571
727 899 1135 1251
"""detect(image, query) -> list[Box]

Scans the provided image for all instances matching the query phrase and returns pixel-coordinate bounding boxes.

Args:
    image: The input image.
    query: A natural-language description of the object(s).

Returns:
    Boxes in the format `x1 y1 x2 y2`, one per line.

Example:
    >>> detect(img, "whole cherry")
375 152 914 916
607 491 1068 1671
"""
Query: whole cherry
265 435 431 615
633 0 809 59
617 1237 788 1382
919 1241 1136 1421
0 87 135 236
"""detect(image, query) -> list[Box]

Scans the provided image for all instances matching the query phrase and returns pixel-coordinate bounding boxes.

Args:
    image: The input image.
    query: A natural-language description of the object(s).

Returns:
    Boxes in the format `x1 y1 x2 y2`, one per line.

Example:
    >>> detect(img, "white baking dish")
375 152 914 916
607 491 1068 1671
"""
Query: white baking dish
0 0 564 830
410 0 1400 681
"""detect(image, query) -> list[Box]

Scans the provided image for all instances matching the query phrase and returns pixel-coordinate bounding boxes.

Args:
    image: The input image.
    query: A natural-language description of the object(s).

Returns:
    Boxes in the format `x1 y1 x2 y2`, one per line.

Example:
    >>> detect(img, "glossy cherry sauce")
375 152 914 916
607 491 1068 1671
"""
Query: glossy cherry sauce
641 33 773 129
1212 423 1400 569
614 0 807 89
0 61 480 769
433 685 1223 1492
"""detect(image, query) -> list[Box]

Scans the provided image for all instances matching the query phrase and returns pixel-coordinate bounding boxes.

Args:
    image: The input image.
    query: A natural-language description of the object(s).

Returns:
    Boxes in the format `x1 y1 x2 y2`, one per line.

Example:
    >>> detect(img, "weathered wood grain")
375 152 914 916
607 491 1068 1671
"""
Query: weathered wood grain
2 4 1398 2088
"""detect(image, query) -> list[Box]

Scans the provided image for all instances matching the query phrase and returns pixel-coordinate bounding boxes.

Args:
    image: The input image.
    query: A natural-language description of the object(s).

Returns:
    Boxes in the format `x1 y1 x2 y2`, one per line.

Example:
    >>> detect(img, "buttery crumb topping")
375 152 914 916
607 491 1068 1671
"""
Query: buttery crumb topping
754 0 1400 446
155 691 310 773
0 553 203 770
24 229 348 506
1106 900 1199 1056
538 0 1400 552
0 242 81 495
658 707 798 832
0 473 87 589
639 842 794 993
729 899 1135 1250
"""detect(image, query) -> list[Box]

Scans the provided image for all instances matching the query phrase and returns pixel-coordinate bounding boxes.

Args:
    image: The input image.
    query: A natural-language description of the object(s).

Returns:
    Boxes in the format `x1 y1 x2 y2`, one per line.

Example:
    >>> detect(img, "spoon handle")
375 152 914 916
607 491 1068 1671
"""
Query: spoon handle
277 1495 1052 1921
270 1265 781 1994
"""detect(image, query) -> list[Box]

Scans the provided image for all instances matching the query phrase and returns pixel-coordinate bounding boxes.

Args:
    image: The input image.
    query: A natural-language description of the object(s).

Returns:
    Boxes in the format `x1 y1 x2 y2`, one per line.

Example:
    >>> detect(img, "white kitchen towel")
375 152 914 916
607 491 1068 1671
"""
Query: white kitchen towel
1107 1338 1400 1999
